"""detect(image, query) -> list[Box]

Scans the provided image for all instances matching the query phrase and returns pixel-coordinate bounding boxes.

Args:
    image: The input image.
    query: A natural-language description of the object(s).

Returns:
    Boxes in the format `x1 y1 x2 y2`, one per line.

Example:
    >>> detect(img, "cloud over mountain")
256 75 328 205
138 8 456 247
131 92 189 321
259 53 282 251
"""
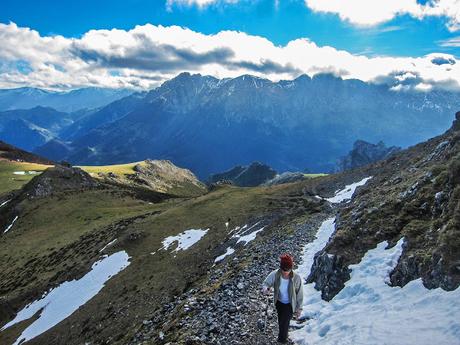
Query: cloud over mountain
0 22 459 91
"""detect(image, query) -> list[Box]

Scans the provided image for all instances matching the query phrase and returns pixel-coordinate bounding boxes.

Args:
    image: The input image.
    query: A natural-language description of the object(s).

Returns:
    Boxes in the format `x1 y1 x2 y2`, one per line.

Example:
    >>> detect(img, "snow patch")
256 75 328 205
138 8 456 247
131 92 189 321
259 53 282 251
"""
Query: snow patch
235 227 265 245
3 215 18 233
230 222 264 245
326 176 372 203
161 229 209 254
99 239 117 252
297 217 336 274
1 251 131 345
228 225 244 236
0 199 11 208
214 247 235 263
13 171 39 175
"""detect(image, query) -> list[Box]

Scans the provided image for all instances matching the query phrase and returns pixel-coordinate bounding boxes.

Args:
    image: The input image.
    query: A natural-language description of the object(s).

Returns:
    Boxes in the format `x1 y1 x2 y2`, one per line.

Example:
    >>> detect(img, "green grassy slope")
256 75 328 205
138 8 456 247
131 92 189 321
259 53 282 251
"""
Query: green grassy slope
0 176 326 344
0 160 52 195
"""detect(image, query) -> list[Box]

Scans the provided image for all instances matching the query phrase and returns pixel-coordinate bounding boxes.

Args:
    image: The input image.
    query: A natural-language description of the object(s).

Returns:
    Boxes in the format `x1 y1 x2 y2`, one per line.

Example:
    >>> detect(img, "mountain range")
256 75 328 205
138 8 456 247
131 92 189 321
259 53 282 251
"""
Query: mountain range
2 72 460 179
0 87 133 113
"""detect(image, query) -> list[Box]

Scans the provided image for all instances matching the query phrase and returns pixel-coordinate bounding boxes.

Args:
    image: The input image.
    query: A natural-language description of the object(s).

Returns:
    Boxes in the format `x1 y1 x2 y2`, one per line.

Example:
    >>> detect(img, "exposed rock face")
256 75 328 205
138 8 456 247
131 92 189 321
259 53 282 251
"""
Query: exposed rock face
22 164 99 199
337 140 400 172
208 162 277 187
305 252 351 301
451 110 460 132
308 112 460 299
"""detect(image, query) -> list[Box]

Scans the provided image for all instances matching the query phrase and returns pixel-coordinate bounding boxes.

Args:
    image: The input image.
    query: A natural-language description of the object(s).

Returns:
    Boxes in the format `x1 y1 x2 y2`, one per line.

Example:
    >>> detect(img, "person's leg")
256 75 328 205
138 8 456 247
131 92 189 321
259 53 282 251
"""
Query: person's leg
276 300 283 340
278 303 293 343
276 302 291 343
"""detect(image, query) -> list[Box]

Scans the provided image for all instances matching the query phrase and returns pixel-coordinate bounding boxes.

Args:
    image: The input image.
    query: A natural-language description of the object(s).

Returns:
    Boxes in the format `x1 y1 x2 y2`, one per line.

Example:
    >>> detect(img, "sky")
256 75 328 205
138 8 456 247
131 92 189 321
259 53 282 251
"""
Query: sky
0 0 459 91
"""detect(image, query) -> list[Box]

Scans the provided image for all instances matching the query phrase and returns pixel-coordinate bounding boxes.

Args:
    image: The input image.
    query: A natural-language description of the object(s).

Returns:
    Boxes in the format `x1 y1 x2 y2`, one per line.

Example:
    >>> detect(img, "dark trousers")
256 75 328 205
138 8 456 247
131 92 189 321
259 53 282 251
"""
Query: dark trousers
275 300 293 343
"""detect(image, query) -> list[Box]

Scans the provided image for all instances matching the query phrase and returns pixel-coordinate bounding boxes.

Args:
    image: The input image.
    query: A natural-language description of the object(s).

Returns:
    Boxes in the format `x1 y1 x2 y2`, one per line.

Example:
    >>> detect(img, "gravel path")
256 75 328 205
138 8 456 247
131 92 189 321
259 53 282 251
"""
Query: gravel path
131 211 331 345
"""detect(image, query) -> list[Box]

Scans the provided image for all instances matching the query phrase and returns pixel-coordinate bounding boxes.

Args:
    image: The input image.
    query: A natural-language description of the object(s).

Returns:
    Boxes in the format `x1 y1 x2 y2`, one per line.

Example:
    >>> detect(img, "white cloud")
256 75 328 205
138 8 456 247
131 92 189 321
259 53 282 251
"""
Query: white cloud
0 22 459 91
304 0 460 31
439 36 460 46
166 0 240 9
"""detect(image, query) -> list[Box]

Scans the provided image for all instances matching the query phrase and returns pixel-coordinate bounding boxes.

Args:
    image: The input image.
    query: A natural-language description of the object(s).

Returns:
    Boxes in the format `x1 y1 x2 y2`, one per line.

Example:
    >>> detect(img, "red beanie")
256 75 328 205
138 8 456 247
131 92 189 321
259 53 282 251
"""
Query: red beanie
280 254 293 270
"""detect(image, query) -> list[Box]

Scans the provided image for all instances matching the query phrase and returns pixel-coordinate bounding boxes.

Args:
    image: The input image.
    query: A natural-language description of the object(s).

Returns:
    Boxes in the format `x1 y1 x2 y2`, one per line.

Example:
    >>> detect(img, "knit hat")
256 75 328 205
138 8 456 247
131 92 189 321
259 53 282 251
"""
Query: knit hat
280 254 293 271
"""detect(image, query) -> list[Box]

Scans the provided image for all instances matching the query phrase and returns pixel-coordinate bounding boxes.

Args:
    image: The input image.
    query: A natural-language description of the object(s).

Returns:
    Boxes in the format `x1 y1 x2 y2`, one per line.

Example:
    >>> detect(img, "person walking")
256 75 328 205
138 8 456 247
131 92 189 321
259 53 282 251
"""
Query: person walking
261 254 303 343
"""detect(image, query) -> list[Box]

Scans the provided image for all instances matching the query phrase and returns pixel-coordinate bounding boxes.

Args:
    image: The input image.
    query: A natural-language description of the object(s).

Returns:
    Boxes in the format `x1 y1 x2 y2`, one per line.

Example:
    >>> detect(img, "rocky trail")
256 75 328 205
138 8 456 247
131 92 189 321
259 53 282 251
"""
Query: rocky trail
130 211 331 345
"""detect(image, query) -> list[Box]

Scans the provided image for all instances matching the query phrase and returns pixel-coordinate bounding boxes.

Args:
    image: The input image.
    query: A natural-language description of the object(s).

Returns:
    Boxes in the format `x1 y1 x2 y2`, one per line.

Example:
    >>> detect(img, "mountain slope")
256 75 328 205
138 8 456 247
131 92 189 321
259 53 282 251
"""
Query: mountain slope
308 111 460 300
0 140 55 195
1 113 459 344
0 107 73 151
0 161 327 345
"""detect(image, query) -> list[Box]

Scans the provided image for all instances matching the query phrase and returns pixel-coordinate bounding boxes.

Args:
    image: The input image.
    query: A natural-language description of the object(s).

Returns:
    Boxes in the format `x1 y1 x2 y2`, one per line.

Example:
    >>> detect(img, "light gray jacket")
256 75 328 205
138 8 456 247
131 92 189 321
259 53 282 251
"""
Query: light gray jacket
262 268 303 313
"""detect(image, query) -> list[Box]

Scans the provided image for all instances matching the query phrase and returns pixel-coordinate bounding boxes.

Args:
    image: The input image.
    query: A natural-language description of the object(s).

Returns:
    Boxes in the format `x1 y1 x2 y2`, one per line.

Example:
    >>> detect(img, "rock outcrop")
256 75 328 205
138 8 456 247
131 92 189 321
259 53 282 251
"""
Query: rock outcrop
337 140 400 172
22 164 100 199
208 162 277 187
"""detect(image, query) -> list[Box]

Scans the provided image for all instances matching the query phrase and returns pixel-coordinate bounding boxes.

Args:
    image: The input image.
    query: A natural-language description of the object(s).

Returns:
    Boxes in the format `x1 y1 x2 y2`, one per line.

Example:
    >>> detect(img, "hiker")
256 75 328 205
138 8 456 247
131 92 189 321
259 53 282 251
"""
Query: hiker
261 254 303 344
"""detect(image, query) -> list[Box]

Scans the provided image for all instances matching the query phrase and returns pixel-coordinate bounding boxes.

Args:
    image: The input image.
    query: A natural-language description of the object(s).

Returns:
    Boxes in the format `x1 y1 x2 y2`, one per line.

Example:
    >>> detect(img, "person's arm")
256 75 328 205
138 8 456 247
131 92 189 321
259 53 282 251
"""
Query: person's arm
261 270 276 293
294 276 304 317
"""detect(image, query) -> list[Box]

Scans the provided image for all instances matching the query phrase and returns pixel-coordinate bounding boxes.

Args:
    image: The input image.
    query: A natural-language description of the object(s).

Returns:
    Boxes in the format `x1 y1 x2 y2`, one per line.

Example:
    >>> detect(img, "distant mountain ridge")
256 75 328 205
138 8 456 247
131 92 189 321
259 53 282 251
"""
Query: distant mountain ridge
0 87 133 112
37 72 460 178
3 72 460 179
0 106 74 151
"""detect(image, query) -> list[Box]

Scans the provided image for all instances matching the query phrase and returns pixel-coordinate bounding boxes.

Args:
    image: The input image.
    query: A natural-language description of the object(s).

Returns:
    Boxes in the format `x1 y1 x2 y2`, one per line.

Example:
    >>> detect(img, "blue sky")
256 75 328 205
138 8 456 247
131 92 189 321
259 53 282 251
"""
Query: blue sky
0 0 459 90
1 0 458 57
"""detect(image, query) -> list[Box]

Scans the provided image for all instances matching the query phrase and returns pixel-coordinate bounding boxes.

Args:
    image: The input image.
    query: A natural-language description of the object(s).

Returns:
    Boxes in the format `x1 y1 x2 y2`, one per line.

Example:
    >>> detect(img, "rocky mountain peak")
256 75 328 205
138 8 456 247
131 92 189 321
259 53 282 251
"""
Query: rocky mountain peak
337 140 401 172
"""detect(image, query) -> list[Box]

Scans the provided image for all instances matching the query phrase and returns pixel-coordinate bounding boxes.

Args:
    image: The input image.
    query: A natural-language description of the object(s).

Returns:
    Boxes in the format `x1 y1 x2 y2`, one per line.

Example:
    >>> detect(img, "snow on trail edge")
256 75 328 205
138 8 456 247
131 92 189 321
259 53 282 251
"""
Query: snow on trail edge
291 176 460 345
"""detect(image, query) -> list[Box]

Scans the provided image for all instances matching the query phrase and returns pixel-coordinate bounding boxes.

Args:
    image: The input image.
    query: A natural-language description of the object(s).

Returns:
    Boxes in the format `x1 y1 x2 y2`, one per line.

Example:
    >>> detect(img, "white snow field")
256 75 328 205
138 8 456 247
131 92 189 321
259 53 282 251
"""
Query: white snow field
325 176 372 204
290 178 460 345
161 228 209 254
1 251 131 345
